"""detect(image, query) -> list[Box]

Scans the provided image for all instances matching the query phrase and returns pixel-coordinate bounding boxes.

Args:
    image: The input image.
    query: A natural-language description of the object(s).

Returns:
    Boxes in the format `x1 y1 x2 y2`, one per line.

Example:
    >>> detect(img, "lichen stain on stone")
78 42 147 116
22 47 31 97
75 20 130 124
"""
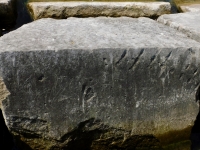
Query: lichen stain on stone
14 133 55 150
0 77 10 109
156 125 192 149
13 118 164 150
9 118 195 150
162 140 191 150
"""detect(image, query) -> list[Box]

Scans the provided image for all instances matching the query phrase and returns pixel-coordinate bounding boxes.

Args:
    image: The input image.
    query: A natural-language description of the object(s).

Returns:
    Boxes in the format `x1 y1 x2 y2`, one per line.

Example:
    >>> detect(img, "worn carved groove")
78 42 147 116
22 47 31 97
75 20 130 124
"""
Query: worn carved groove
116 50 127 65
128 49 144 70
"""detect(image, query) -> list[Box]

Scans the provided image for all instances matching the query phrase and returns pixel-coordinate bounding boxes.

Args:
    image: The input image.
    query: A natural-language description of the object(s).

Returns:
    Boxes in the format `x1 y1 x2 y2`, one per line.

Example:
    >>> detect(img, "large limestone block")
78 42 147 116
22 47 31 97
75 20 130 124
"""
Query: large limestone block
157 12 200 43
180 4 200 12
0 0 17 29
27 2 171 20
0 17 200 149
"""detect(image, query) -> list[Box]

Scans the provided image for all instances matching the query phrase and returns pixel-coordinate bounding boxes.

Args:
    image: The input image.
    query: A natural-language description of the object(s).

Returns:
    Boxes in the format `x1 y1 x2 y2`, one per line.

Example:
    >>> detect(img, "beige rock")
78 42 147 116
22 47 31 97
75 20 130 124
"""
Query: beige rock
180 4 200 12
28 2 171 20
0 77 10 109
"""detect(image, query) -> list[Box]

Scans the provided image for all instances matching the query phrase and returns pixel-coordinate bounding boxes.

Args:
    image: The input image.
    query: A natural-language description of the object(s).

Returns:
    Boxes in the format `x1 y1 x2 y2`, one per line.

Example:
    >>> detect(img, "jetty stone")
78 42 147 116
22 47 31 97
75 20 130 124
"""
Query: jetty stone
179 4 200 12
157 12 200 43
0 17 200 150
27 2 171 20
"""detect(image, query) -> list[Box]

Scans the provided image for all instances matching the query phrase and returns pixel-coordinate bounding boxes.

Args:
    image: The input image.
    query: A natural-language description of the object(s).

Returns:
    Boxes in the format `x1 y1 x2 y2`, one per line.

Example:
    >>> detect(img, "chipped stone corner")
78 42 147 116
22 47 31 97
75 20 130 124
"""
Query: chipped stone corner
0 77 10 110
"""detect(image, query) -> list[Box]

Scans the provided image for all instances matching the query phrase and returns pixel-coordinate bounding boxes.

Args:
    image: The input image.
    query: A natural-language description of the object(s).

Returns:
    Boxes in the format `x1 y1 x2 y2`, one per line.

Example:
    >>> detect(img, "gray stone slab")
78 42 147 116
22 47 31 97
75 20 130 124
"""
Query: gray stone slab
157 12 200 43
0 0 16 29
180 4 200 12
27 2 171 20
0 17 200 149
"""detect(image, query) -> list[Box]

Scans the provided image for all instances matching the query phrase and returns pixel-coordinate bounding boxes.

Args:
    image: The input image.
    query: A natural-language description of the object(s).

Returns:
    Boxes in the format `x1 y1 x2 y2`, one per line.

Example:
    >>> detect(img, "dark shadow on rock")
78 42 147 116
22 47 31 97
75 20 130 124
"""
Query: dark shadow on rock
56 118 162 150
15 0 32 29
13 135 32 150
2 0 32 35
168 0 179 13
0 109 14 149
191 111 200 150
0 0 17 30
191 86 200 150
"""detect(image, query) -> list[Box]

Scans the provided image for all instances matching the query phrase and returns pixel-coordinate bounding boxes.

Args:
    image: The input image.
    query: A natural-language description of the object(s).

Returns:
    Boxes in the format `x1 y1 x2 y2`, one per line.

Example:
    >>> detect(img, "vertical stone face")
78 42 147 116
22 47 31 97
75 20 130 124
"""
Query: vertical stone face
27 2 171 20
0 17 200 149
0 0 17 29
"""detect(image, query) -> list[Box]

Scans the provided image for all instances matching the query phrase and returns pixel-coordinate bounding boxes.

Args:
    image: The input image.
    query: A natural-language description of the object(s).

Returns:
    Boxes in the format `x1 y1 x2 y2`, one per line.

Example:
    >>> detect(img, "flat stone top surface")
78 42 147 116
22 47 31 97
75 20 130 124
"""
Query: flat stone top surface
28 1 169 6
157 12 200 37
180 4 200 12
0 17 200 52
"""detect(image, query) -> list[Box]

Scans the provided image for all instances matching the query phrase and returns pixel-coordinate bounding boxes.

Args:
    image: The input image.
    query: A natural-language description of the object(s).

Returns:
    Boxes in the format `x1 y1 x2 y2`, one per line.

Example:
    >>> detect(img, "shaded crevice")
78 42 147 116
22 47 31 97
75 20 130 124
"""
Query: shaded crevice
116 50 127 65
37 74 45 82
2 0 33 35
85 87 94 100
128 49 144 70
0 109 15 149
58 118 162 150
191 86 200 150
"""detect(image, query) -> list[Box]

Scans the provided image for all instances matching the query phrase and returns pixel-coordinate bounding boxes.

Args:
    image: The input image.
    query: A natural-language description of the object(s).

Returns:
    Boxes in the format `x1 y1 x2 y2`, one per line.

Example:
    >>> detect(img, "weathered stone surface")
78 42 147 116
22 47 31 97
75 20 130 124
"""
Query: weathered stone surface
0 0 17 29
0 17 200 149
157 12 200 43
179 4 200 12
0 77 10 109
27 2 171 20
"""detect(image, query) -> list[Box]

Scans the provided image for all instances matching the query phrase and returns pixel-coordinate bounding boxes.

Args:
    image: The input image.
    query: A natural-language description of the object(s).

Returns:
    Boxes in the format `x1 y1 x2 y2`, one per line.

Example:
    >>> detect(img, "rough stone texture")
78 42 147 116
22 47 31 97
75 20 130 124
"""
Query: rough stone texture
27 2 171 20
0 77 10 109
179 4 200 12
157 12 200 43
0 0 17 29
0 17 200 149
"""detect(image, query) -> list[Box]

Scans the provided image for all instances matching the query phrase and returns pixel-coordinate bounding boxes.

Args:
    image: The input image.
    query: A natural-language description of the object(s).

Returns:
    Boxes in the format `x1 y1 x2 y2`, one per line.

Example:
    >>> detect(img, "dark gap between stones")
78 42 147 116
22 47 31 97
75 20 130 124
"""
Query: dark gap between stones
0 109 19 149
2 0 32 35
191 86 200 150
